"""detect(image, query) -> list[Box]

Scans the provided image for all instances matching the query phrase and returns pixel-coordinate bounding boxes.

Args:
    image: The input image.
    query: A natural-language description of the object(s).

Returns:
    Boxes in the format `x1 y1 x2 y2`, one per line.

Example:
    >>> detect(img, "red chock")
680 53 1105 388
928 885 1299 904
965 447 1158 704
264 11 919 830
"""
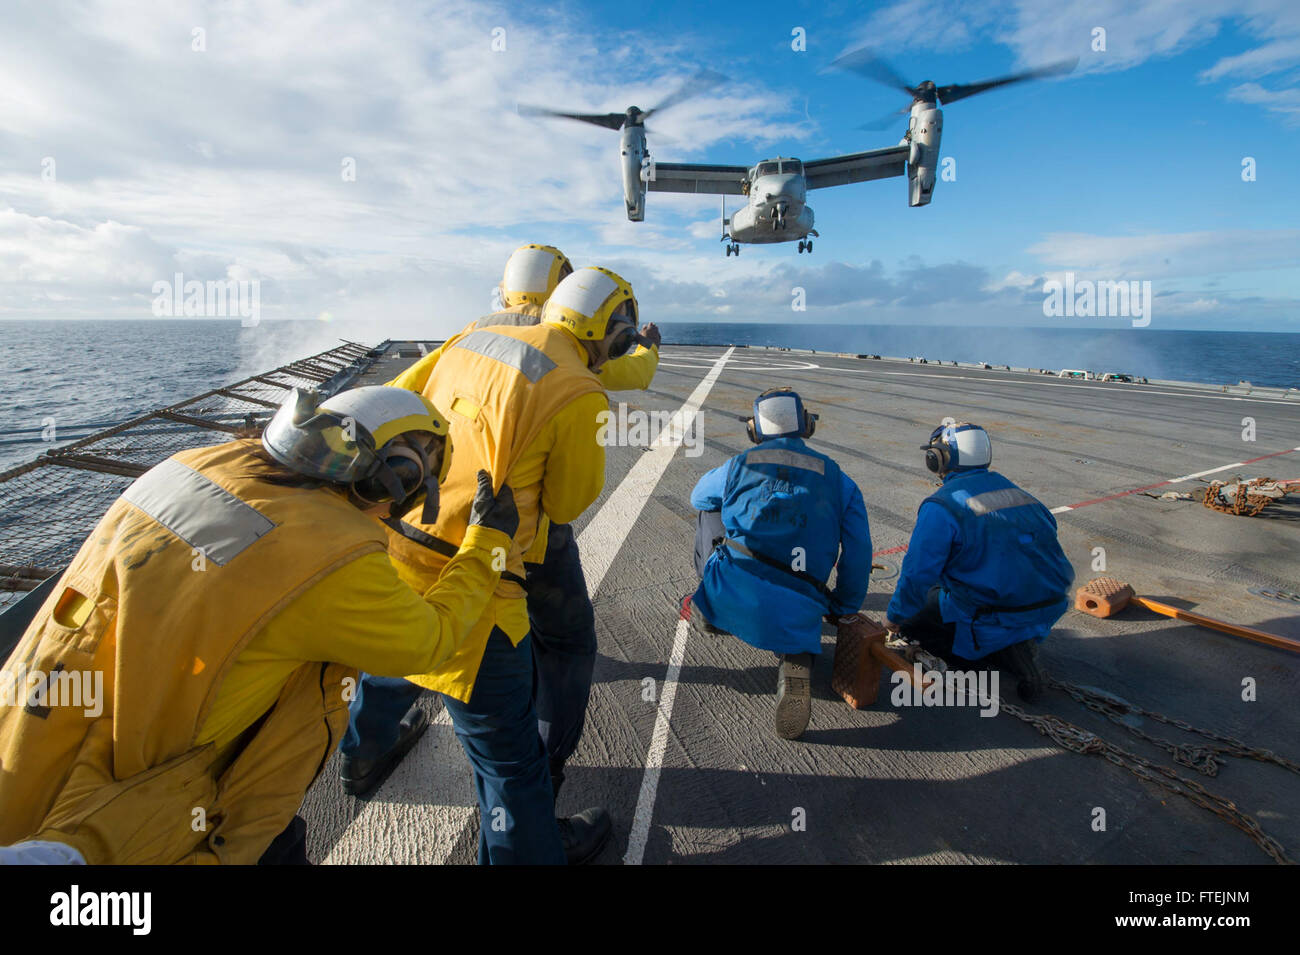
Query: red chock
1075 577 1136 618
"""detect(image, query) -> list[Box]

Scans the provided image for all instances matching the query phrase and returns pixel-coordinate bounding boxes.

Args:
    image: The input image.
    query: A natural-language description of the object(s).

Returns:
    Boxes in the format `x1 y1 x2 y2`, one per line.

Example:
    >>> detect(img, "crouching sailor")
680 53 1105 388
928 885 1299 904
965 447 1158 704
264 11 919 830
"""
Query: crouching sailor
0 385 517 864
884 422 1074 701
686 388 872 739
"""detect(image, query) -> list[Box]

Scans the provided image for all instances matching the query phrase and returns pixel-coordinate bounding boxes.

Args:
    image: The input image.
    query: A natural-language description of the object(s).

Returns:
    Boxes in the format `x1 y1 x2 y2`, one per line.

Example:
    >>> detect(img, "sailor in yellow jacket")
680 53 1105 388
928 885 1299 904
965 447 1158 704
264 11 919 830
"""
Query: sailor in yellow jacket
354 265 642 865
0 385 518 864
343 247 662 865
389 244 661 394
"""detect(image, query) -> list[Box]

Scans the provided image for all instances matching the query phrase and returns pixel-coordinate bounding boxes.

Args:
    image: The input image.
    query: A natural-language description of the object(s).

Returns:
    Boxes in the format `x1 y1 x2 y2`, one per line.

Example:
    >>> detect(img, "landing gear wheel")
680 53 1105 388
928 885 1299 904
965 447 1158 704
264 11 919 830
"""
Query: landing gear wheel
805 240 813 254
725 245 732 257
729 243 739 256
797 240 806 253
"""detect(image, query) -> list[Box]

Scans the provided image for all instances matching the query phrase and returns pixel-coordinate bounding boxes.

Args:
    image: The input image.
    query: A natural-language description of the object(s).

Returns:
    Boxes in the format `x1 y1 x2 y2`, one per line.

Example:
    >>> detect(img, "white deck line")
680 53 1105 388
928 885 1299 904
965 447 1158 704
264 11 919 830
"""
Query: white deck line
624 618 690 866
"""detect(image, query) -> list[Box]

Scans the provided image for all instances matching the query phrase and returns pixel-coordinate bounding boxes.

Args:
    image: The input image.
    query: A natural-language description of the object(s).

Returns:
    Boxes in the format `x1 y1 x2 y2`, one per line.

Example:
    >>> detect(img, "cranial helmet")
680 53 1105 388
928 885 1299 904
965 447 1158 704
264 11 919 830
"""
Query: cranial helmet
922 421 992 475
746 388 818 443
542 266 638 344
500 244 572 308
262 385 451 521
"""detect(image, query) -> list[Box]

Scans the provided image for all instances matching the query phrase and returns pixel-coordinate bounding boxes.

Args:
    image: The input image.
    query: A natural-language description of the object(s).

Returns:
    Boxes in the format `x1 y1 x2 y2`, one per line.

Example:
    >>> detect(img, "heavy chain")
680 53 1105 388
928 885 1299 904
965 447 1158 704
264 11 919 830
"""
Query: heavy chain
998 695 1294 865
1048 678 1300 778
1202 476 1289 517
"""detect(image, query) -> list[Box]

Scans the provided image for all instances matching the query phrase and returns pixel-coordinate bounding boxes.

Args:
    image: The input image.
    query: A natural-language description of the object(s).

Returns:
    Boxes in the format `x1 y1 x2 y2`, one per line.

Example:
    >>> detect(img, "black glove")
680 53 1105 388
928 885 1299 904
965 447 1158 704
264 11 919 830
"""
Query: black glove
468 470 519 539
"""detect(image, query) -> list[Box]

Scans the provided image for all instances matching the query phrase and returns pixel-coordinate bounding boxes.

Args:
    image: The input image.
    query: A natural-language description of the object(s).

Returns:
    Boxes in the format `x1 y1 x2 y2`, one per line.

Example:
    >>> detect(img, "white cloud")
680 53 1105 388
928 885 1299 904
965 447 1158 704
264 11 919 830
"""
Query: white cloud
1224 82 1300 124
1028 229 1300 280
0 0 806 322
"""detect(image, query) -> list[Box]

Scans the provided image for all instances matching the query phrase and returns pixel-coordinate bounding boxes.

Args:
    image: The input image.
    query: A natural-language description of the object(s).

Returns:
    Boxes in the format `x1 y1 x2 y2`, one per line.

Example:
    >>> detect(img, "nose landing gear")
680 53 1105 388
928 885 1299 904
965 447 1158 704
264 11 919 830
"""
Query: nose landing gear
724 242 740 256
797 239 813 254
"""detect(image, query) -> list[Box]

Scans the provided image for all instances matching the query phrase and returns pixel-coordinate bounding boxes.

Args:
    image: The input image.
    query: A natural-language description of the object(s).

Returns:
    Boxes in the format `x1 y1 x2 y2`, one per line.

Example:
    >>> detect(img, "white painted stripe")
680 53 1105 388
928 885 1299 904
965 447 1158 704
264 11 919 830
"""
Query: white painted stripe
578 347 735 593
320 707 468 866
1049 505 1073 514
624 617 690 866
321 348 734 865
1167 462 1245 483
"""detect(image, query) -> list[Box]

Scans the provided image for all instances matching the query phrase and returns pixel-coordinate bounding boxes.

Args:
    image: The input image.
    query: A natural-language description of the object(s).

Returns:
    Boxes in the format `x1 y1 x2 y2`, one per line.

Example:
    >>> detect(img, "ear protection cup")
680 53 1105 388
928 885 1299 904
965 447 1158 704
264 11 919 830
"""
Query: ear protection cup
924 446 944 473
803 411 818 438
606 323 638 360
746 418 758 444
352 443 426 506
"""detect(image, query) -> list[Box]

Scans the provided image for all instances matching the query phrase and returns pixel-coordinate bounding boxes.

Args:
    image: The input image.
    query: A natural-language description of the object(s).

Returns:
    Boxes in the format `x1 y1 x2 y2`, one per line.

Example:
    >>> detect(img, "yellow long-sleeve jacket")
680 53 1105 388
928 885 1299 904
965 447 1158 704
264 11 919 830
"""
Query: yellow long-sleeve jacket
386 322 613 700
0 441 509 863
389 306 658 566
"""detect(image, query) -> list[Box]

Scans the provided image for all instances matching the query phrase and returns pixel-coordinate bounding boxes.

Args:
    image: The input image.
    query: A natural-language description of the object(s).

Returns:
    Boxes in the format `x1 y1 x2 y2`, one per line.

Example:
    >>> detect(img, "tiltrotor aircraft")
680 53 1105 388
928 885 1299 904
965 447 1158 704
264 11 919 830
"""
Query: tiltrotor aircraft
521 52 1075 255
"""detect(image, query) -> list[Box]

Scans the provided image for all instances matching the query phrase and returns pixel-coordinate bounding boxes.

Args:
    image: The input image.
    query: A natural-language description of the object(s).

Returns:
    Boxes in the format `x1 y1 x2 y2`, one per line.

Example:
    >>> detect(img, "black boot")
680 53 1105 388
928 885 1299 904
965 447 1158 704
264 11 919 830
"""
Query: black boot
557 807 612 865
775 653 813 739
339 706 429 796
995 640 1045 703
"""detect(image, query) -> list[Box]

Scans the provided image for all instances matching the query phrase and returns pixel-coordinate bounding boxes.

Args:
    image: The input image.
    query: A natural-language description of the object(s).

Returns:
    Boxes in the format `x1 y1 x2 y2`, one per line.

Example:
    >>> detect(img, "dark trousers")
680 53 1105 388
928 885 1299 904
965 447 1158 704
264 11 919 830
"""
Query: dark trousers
342 520 597 823
340 672 420 762
442 628 565 865
901 585 962 659
694 510 725 578
524 521 597 793
901 585 1034 671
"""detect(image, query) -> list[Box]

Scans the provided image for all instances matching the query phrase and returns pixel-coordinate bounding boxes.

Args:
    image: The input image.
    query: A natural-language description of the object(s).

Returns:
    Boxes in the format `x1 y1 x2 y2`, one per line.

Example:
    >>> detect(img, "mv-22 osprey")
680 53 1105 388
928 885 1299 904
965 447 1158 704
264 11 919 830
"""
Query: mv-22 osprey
523 51 1074 255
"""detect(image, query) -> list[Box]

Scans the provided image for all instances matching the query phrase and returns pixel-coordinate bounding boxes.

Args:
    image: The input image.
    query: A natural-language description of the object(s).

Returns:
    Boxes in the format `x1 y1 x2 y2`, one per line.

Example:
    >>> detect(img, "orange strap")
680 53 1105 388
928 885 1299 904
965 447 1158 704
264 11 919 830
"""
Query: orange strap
1133 597 1300 654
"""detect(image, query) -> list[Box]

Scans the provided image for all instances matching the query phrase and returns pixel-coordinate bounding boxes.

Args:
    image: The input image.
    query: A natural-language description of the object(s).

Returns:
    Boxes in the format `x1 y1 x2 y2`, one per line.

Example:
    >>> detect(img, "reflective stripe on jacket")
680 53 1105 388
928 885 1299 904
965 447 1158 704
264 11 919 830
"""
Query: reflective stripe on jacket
387 323 608 699
893 468 1074 658
0 442 391 863
691 437 872 655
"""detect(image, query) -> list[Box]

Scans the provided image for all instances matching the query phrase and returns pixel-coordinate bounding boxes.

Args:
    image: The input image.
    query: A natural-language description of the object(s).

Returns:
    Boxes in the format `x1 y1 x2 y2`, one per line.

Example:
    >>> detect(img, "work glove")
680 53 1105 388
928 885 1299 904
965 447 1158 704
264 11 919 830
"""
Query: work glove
468 469 519 539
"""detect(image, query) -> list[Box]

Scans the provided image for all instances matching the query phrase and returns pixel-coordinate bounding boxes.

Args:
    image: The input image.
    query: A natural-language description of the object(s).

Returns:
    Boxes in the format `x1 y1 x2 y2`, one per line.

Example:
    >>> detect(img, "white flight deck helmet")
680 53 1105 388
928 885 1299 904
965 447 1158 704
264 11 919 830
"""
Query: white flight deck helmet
923 421 992 475
746 387 818 443
262 385 451 521
500 244 573 308
542 266 639 365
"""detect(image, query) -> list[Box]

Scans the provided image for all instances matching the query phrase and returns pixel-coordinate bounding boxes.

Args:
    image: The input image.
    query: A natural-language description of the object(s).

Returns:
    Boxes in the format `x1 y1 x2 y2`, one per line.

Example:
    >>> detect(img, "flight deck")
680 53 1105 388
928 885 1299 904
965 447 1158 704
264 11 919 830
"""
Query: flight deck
299 343 1300 865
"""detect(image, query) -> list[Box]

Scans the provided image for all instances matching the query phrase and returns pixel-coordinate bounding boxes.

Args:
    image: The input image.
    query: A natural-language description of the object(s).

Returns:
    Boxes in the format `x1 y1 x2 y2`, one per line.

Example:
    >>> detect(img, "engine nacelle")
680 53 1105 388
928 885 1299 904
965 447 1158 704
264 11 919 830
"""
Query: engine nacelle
906 103 942 207
621 125 648 221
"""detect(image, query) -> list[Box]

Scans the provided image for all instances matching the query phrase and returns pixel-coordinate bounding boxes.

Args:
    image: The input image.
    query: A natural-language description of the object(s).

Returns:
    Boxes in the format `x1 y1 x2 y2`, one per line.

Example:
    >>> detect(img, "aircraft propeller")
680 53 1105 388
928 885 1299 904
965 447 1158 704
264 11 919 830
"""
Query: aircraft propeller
518 68 728 133
833 48 1078 129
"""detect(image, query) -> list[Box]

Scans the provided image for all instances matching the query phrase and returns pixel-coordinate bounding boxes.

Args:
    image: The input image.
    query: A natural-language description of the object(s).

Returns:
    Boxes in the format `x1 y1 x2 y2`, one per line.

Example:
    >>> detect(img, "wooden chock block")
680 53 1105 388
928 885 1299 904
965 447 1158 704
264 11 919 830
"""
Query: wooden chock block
1075 577 1135 618
831 613 890 709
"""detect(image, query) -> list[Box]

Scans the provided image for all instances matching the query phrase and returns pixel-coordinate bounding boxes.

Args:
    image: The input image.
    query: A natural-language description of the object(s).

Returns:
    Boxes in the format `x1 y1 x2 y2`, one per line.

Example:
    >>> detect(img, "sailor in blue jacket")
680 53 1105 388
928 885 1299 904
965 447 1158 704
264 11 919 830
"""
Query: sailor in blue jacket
688 388 871 739
884 422 1074 701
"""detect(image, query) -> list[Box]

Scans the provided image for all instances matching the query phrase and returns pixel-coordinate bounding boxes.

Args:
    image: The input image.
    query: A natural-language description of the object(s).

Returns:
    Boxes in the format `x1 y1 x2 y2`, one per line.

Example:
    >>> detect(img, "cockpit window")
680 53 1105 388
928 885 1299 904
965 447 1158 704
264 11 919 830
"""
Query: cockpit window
754 161 779 177
781 160 803 176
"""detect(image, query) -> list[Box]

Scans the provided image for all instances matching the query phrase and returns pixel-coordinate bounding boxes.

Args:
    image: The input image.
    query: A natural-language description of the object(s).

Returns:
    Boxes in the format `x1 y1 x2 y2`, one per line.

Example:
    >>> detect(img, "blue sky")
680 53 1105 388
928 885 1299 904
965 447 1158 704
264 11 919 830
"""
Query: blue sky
0 0 1297 335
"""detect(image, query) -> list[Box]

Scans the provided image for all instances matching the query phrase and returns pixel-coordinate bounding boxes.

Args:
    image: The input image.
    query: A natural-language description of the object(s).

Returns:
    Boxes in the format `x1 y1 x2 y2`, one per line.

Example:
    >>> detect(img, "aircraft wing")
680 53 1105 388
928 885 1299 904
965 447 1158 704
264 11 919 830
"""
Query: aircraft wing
647 162 749 196
804 145 909 189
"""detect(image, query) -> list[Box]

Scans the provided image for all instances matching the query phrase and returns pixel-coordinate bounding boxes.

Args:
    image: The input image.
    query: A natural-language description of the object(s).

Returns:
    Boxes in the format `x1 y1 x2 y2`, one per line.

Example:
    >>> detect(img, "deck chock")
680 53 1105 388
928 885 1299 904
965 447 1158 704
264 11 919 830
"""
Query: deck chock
1075 576 1300 654
1074 576 1135 618
831 613 915 708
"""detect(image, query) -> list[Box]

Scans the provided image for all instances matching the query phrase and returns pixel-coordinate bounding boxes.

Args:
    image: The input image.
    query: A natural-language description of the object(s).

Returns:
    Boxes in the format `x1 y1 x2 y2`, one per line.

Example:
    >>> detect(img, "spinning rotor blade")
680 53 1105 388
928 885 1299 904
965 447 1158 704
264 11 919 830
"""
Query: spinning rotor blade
517 104 627 131
832 47 916 97
935 57 1078 104
857 103 913 130
641 68 729 121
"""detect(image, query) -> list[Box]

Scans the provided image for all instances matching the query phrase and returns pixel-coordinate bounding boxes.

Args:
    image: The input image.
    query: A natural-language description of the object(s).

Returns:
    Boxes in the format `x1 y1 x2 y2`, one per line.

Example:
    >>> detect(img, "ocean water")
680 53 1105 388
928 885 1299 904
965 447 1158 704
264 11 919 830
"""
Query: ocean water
2 319 1297 471
660 323 1300 391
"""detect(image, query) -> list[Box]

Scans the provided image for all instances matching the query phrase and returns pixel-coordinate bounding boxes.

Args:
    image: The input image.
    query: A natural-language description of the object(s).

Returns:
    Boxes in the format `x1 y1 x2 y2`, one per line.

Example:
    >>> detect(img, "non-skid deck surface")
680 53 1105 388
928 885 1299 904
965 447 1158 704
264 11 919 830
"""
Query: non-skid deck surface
301 345 1300 865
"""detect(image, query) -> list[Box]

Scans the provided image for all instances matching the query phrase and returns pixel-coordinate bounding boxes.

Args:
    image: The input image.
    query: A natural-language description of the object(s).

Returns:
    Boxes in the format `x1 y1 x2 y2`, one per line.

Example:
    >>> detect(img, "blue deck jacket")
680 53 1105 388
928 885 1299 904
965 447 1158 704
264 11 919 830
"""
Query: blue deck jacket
886 467 1074 659
690 437 871 655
